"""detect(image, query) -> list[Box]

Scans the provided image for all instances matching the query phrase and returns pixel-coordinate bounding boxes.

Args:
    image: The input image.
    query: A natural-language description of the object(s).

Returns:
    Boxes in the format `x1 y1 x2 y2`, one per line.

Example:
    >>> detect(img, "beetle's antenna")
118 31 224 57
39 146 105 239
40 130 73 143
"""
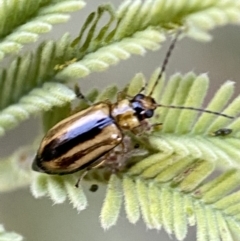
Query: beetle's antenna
149 30 181 96
156 104 234 119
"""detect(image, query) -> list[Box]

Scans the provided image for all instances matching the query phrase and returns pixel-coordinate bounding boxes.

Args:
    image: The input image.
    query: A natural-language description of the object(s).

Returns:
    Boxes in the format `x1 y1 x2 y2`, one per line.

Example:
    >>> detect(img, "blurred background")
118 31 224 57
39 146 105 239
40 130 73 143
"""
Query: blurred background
0 0 240 240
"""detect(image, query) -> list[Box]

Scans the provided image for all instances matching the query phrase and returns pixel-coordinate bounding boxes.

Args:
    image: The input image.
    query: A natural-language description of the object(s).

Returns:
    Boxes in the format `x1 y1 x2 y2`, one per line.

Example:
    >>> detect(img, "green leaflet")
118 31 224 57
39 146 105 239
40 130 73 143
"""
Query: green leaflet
0 82 76 136
0 145 35 192
0 0 85 60
101 170 240 241
100 175 123 229
25 71 240 241
1 0 240 137
1 70 240 241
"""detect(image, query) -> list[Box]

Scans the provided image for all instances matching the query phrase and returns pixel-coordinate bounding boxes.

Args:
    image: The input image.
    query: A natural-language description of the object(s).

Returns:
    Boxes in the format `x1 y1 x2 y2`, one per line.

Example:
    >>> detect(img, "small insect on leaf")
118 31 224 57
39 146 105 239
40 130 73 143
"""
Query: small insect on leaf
211 128 232 136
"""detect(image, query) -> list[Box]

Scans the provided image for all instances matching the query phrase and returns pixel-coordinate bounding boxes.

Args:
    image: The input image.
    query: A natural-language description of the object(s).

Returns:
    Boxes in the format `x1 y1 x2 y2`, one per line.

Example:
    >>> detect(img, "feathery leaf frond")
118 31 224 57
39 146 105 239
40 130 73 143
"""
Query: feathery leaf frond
57 0 240 80
0 82 75 136
1 0 240 136
26 71 240 241
1 1 240 239
0 0 85 60
0 144 35 192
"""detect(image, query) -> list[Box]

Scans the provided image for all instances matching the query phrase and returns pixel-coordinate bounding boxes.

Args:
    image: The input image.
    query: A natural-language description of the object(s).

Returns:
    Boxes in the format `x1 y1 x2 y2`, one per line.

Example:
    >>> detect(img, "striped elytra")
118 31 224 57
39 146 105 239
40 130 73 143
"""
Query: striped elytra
33 103 122 174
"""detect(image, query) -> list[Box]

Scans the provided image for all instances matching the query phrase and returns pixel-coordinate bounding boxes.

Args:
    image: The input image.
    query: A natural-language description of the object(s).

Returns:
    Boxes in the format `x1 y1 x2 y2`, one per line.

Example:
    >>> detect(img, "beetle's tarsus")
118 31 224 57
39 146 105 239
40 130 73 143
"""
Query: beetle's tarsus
75 170 89 188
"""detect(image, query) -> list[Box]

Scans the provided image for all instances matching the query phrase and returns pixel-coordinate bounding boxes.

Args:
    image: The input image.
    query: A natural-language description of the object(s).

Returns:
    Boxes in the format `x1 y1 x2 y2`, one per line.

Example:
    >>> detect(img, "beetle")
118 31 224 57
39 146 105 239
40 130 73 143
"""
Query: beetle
211 128 232 136
32 30 234 186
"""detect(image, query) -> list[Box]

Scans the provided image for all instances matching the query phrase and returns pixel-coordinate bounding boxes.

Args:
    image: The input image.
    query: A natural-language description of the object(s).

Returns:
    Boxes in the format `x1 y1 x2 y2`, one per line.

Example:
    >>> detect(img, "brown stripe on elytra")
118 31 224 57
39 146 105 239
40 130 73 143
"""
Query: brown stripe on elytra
41 116 114 161
57 124 122 168
43 102 111 142
42 141 120 174
57 142 114 170
41 123 122 174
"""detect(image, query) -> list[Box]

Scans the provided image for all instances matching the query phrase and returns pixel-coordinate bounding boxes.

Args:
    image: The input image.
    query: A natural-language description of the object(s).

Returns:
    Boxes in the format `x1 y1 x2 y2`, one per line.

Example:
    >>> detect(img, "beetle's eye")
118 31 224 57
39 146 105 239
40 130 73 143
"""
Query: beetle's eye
145 109 154 118
134 94 145 101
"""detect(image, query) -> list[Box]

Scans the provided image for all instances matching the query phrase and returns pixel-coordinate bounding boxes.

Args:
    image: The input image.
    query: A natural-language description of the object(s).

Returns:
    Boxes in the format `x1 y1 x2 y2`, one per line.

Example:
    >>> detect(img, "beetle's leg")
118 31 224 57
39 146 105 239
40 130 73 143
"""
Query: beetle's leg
103 137 147 172
103 154 121 173
75 137 146 188
151 122 163 132
75 169 88 188
138 84 146 94
101 140 132 173
75 159 106 188
132 120 163 135
75 149 121 188
103 99 112 105
74 84 93 105
117 91 126 101
131 120 149 135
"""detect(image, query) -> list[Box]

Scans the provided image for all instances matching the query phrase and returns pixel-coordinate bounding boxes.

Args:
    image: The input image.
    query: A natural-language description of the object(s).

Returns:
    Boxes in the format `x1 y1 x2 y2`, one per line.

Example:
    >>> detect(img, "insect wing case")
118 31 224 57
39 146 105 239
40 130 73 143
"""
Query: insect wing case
33 103 123 174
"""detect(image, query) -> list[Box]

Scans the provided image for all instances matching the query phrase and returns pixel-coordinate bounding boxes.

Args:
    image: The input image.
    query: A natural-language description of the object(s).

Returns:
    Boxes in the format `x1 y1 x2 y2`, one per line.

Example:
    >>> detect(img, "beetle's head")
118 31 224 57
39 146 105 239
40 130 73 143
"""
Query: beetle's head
131 94 157 121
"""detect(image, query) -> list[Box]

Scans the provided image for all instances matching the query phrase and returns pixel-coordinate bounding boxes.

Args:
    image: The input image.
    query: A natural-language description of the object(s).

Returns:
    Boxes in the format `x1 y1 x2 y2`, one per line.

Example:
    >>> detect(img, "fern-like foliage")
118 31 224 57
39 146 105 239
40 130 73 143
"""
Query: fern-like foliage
1 1 240 240
57 0 240 80
27 71 240 241
1 0 240 137
0 224 23 241
0 144 36 192
0 0 85 60
0 80 76 136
